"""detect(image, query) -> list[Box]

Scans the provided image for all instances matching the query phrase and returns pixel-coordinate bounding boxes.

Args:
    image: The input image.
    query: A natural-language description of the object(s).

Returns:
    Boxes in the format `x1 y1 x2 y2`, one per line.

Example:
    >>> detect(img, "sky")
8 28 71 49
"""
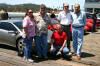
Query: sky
0 0 85 10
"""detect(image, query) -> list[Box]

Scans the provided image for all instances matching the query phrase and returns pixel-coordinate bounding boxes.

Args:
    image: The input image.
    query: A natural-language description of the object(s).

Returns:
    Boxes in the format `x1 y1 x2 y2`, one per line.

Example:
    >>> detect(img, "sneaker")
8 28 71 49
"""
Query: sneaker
23 56 27 61
27 59 34 62
68 52 72 55
66 53 72 57
56 51 61 55
23 56 26 59
77 56 81 60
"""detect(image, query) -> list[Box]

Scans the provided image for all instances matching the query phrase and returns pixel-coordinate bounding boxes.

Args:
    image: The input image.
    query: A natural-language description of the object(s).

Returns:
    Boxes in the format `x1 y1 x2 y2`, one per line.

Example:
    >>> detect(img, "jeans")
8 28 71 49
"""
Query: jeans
51 45 69 55
34 34 47 57
23 37 33 59
72 27 84 56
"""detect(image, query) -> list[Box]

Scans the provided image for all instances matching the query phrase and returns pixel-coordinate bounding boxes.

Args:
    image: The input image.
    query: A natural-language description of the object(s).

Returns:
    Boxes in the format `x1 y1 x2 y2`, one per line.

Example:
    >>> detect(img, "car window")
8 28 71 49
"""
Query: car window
0 22 17 31
13 22 22 29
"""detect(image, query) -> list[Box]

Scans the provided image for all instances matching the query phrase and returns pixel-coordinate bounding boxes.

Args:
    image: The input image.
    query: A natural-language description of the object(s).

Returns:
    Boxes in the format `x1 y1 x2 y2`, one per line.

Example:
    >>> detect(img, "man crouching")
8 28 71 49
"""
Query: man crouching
50 24 71 58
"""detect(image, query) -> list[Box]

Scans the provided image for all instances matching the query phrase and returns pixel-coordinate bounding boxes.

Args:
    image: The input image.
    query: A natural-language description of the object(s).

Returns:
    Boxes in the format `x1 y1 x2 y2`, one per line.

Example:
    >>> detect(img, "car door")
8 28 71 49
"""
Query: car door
6 22 17 45
0 22 9 44
0 22 17 46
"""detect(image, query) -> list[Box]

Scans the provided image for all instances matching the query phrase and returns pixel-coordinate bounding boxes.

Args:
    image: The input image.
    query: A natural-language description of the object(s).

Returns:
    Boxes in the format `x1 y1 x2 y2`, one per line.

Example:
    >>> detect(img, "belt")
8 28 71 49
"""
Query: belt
62 24 71 27
72 25 84 28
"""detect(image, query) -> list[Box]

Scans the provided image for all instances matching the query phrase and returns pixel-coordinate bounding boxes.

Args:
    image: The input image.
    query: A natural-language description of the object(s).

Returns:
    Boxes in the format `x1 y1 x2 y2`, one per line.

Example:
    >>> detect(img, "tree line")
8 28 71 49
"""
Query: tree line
0 3 54 12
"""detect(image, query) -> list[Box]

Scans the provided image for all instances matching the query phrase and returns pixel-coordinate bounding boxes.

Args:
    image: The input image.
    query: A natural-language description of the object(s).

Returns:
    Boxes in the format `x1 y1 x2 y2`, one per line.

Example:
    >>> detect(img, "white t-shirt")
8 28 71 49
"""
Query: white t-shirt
57 11 72 25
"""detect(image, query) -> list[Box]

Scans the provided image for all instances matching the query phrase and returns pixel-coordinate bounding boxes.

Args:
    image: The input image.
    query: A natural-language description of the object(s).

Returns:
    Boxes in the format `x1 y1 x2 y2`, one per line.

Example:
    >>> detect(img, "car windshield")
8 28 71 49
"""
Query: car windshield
13 22 23 30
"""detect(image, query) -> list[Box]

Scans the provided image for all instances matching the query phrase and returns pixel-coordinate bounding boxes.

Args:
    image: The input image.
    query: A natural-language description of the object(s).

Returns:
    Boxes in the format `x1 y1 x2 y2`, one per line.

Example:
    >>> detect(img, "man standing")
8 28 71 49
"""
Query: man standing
57 3 72 51
71 4 86 60
34 4 53 59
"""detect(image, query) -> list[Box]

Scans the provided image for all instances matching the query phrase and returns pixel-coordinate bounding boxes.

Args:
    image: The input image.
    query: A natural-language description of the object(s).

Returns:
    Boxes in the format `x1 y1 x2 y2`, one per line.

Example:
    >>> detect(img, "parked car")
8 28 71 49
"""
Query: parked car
0 20 53 56
0 20 25 55
84 13 100 32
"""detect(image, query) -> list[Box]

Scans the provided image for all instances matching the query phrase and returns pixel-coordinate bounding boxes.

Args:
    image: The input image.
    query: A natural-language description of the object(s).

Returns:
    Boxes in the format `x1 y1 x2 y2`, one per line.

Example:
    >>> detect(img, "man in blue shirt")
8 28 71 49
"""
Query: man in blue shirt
71 4 86 60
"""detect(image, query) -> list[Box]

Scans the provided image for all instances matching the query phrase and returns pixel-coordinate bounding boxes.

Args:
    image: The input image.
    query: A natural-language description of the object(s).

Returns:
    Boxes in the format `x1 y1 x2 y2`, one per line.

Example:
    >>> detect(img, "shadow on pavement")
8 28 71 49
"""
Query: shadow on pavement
32 55 61 63
84 32 90 35
32 54 72 63
81 52 95 58
0 44 17 51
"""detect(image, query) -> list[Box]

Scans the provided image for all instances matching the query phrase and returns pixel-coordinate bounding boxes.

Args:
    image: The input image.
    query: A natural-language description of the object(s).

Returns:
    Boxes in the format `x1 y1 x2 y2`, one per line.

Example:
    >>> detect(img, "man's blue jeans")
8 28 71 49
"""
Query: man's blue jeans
72 27 84 56
23 37 33 59
52 45 69 55
34 34 47 57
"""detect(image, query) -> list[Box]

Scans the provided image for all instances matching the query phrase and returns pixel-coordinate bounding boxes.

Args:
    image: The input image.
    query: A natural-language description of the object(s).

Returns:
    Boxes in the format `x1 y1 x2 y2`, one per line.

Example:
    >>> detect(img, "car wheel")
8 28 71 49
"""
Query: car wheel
17 38 25 56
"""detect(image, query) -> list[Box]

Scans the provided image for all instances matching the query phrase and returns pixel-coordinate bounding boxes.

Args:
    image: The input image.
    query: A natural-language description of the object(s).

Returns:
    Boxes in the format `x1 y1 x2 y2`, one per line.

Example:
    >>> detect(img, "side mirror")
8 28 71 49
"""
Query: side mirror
8 31 16 34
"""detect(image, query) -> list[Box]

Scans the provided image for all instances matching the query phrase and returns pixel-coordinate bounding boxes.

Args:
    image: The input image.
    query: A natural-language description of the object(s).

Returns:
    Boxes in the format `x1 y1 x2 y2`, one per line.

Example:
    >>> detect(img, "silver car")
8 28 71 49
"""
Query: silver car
0 20 25 56
0 20 53 56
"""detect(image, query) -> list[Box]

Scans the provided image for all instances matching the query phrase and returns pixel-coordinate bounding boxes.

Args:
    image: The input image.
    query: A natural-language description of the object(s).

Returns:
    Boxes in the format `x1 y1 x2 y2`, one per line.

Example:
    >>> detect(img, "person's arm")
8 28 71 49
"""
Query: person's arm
58 20 60 24
24 27 31 40
50 32 55 52
71 12 73 23
23 18 31 40
83 13 87 27
50 39 54 52
59 40 67 52
57 13 61 24
59 32 67 52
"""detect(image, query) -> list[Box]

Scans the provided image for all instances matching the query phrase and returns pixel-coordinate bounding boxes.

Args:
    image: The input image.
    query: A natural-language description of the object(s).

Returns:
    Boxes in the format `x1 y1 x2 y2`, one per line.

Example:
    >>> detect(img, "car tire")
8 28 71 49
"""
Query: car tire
17 38 25 56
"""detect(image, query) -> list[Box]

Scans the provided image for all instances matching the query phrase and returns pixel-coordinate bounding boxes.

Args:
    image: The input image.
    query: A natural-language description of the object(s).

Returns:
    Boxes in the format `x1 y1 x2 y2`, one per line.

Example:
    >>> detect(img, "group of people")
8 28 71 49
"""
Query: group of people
22 3 86 62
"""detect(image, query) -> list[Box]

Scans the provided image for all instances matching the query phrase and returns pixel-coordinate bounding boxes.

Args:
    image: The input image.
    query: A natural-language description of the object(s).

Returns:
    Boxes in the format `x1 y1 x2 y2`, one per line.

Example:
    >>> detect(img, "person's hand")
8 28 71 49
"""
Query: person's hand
59 48 63 52
50 47 54 52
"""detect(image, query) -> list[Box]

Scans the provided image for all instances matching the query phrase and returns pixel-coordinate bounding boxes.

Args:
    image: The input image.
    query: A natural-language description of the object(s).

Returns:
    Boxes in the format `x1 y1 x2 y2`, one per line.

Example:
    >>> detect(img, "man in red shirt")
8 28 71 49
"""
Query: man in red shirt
50 24 69 56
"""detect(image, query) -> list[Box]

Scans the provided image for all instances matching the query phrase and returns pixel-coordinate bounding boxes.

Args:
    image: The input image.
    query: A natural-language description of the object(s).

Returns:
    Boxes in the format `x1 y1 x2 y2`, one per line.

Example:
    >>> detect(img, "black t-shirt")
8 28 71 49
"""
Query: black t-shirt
50 13 56 18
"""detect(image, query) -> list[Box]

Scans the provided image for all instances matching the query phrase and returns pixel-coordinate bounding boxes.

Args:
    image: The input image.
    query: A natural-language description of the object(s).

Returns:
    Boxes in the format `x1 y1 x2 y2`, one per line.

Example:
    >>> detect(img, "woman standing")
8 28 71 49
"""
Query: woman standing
22 9 36 62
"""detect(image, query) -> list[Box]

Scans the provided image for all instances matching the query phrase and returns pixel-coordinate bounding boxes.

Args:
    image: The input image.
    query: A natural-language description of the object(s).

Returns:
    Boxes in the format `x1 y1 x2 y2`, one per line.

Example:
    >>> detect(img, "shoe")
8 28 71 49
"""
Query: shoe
56 51 61 55
68 52 72 55
23 56 27 61
77 56 81 60
72 53 76 56
27 59 34 62
23 56 26 59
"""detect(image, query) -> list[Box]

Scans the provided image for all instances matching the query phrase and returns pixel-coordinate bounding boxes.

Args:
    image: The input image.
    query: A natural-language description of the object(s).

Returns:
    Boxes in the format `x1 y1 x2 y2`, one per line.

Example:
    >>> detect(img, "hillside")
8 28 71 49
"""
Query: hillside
0 3 52 12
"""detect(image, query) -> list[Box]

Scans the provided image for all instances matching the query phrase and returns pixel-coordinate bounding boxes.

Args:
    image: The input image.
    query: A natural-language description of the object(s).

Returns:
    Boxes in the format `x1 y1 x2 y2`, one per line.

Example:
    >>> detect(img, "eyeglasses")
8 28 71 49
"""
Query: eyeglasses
64 6 69 7
29 12 33 13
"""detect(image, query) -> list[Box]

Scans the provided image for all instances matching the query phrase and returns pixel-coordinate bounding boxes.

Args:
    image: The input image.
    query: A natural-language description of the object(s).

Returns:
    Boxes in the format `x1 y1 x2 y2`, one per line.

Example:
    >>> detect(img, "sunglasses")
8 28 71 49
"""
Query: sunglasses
64 6 69 7
29 12 33 13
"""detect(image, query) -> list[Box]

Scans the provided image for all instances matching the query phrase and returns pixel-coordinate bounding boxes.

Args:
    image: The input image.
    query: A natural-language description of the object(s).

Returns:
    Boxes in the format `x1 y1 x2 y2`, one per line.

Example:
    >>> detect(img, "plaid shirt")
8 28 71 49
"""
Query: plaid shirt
35 13 51 36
